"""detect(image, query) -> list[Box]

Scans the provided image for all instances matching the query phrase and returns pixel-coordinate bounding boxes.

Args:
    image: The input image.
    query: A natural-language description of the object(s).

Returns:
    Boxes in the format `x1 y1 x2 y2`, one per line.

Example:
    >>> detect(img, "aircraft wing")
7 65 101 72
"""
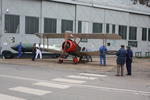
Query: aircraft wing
77 50 117 56
35 33 122 40
42 48 62 54
39 45 63 54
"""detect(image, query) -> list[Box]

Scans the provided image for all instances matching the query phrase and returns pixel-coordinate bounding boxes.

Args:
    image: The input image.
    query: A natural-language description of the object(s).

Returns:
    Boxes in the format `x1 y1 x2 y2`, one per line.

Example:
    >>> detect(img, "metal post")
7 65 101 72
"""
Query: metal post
39 0 43 44
40 0 43 33
0 0 3 54
47 37 48 49
103 9 107 46
74 4 77 33
43 34 44 48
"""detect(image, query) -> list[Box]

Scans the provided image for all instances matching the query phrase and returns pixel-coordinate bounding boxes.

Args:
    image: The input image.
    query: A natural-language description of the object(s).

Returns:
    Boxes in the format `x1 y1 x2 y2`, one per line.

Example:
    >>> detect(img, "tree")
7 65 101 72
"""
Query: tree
131 0 150 7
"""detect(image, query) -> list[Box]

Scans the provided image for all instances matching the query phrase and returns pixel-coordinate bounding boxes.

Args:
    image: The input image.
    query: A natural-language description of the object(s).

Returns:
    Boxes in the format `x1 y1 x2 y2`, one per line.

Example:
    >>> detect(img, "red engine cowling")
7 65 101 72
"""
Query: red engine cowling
62 39 77 53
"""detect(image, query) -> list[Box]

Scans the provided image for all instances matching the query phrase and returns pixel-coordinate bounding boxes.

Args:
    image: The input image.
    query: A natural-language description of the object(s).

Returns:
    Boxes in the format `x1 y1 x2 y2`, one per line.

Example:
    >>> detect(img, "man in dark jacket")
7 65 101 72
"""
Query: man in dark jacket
126 46 133 75
116 45 126 76
32 43 36 61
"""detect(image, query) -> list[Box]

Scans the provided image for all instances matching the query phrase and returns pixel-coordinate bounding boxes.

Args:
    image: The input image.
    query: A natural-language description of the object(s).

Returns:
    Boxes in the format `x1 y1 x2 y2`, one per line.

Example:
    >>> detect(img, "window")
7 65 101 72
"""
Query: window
78 21 82 33
129 26 137 40
92 23 103 33
44 18 57 33
80 38 88 42
25 16 39 34
128 41 138 47
148 28 150 41
112 24 115 34
142 28 147 41
119 25 127 39
5 14 20 33
106 24 109 33
61 19 73 33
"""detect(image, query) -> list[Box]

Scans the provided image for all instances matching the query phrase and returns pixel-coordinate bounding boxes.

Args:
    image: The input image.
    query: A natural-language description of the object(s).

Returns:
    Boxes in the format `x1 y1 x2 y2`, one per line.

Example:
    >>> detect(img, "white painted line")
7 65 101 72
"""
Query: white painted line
79 84 150 96
80 73 107 77
0 93 26 100
0 74 42 82
33 82 71 89
9 86 51 96
52 78 86 84
0 74 149 96
67 75 97 80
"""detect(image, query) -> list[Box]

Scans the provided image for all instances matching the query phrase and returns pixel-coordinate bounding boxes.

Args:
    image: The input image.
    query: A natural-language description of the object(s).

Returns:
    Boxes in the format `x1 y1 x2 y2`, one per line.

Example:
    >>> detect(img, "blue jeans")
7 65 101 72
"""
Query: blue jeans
100 55 106 65
17 51 22 58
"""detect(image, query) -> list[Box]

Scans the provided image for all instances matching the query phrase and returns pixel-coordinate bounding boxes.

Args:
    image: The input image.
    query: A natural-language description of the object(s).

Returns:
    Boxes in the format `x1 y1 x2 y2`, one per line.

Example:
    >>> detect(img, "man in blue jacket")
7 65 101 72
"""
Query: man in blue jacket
116 45 126 76
126 46 133 75
16 42 23 58
99 45 107 66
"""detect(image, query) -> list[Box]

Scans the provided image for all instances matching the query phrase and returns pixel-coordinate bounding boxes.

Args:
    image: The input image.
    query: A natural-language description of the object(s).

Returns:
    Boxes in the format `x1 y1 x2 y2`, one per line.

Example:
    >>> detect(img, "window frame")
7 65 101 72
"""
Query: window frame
142 28 147 41
118 25 127 40
92 22 103 33
25 16 39 34
61 19 73 33
106 23 109 33
112 24 116 34
44 17 57 33
128 41 138 47
5 14 20 33
78 21 82 33
148 28 150 41
129 26 137 40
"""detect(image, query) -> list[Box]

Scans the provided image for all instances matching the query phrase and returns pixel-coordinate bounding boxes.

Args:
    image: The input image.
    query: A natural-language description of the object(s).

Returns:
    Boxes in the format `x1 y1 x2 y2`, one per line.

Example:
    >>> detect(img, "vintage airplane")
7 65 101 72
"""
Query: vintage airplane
35 32 122 64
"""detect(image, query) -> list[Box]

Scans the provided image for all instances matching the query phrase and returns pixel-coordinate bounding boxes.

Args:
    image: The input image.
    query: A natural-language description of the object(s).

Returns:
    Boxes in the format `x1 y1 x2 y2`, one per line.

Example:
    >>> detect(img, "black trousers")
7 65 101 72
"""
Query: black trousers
126 62 132 75
32 52 36 61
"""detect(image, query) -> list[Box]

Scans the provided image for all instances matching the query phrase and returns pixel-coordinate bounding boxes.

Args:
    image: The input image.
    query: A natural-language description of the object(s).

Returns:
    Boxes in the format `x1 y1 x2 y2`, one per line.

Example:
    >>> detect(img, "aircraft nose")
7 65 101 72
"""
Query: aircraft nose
11 45 17 51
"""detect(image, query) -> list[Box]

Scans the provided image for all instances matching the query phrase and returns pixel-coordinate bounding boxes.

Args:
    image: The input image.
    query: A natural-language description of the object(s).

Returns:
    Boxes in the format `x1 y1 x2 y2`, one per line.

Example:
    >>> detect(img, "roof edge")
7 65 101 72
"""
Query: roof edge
49 0 150 16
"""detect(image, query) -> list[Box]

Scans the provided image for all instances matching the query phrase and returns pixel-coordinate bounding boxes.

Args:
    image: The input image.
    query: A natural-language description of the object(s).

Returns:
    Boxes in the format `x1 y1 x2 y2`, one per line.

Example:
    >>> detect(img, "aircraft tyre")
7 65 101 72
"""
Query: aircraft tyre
73 57 78 64
2 50 14 59
58 59 63 63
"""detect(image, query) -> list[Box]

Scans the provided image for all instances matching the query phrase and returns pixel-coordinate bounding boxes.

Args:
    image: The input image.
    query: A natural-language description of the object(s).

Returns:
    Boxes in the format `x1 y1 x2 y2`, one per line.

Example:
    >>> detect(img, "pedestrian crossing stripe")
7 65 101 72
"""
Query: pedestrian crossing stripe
9 86 51 96
67 75 97 80
52 78 86 84
79 73 107 77
33 82 71 89
0 93 26 100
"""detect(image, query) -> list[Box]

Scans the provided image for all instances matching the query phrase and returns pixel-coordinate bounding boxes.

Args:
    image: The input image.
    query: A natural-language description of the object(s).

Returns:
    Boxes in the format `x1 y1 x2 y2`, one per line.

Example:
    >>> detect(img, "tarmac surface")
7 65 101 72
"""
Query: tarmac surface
0 56 149 100
0 56 150 75
0 56 150 79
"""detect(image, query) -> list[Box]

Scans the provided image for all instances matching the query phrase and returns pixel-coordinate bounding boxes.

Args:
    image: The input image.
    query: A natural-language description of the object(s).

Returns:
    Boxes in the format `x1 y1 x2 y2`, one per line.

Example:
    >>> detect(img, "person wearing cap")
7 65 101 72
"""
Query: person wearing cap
126 46 133 75
99 45 107 66
116 45 127 76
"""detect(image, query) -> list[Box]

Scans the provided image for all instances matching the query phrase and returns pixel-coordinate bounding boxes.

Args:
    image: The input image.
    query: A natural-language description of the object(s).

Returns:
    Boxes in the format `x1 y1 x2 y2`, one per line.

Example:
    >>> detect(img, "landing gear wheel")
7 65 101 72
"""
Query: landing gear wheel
73 57 78 64
58 59 63 64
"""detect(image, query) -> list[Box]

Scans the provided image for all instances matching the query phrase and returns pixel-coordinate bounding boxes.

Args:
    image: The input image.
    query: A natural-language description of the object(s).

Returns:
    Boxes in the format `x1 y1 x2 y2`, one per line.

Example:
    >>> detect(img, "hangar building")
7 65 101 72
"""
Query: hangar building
0 0 150 57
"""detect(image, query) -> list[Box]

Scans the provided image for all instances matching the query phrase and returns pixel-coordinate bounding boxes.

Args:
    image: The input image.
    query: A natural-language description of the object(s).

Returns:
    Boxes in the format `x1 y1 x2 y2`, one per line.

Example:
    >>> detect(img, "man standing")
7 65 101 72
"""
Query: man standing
99 45 107 66
116 45 126 76
16 42 23 58
35 43 42 59
126 46 133 76
32 43 36 61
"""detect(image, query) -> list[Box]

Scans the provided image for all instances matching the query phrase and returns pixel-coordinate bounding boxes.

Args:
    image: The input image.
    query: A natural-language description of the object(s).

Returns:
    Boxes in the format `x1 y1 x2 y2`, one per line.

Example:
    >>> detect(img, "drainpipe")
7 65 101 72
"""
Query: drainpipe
74 4 77 33
0 0 3 54
40 0 43 44
40 0 43 33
